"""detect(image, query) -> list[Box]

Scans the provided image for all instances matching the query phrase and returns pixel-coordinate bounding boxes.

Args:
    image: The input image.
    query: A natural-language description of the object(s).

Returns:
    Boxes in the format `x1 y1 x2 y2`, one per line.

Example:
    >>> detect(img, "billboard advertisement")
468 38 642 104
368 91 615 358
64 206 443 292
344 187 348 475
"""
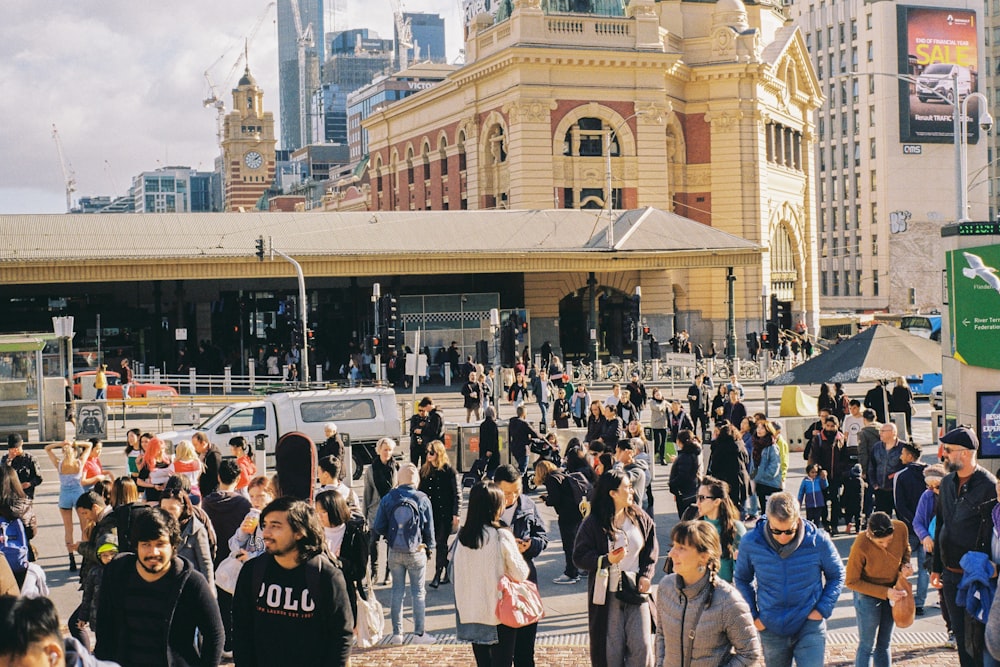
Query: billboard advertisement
978 391 1000 458
897 6 981 144
945 242 1000 370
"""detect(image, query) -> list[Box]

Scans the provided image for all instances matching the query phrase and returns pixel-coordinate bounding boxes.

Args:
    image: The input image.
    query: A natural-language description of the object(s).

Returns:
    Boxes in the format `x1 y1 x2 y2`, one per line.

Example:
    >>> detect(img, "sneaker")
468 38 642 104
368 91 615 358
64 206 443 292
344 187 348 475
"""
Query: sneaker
390 634 404 645
381 575 392 587
915 606 925 616
553 574 580 585
946 632 956 649
411 633 436 645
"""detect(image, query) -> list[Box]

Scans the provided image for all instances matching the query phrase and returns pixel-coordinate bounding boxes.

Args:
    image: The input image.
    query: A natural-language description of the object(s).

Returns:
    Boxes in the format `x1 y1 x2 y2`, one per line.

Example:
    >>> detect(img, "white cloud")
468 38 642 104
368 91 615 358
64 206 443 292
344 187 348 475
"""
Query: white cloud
0 0 463 213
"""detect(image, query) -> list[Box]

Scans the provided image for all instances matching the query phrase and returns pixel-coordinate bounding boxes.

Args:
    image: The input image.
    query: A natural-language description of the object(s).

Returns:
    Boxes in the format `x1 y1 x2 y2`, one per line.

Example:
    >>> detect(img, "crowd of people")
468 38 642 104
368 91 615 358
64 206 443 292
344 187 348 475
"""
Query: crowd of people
0 362 999 667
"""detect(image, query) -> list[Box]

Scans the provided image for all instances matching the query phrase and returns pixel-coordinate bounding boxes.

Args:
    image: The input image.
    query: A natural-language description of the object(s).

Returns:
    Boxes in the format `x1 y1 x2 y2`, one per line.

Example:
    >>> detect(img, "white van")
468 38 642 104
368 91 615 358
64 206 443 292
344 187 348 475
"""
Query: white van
916 63 973 103
158 387 401 479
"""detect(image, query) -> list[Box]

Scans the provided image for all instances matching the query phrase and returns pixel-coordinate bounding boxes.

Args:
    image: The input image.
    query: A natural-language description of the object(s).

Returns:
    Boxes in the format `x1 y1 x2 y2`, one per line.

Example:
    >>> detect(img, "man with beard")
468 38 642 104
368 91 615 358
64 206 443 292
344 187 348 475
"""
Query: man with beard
409 397 443 468
95 508 223 666
233 497 354 666
191 431 222 497
807 415 849 534
931 427 998 667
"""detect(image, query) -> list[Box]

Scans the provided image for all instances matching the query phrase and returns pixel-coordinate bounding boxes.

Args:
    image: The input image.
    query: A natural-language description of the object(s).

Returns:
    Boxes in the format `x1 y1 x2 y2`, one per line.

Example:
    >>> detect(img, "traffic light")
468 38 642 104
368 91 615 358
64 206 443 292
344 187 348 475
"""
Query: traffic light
255 236 265 261
384 294 398 354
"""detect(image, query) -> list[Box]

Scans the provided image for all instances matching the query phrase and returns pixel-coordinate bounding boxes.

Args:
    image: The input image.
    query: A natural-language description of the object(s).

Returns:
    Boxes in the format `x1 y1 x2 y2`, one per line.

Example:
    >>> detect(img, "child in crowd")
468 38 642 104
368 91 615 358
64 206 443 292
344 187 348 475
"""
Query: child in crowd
317 455 360 508
77 534 117 648
169 440 203 498
229 437 257 492
228 476 275 563
798 463 828 527
841 463 865 534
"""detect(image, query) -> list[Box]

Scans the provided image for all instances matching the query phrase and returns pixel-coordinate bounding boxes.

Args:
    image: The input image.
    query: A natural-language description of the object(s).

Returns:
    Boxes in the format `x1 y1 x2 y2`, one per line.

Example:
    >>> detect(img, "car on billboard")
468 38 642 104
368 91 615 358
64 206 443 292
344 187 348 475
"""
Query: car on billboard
916 63 972 104
72 371 179 399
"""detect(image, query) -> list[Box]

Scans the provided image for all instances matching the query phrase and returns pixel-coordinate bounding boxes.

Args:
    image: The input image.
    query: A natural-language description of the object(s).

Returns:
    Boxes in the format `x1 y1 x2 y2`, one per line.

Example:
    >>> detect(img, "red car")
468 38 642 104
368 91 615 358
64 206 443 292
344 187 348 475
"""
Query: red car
72 371 178 399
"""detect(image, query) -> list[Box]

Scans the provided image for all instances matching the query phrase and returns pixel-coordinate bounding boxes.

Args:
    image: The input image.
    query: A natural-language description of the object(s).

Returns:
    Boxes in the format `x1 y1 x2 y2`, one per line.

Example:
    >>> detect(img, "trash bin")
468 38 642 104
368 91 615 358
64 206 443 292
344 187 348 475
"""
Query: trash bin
456 423 481 472
443 422 460 462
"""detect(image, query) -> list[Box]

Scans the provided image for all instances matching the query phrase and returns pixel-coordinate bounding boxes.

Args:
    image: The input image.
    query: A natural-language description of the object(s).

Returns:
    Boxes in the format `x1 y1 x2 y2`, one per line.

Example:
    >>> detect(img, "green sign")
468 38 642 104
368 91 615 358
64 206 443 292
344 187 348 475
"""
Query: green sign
947 242 1000 370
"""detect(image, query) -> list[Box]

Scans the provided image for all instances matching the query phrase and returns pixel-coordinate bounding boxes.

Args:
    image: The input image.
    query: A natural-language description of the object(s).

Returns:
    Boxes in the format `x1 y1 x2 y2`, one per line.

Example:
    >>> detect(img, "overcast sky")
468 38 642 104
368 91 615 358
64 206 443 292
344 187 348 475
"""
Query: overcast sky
0 0 462 214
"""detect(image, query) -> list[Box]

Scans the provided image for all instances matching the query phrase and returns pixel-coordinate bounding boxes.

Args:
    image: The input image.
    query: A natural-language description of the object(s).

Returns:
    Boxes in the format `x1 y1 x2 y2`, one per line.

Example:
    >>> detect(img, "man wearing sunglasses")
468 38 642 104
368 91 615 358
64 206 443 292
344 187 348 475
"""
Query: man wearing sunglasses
930 426 998 667
734 492 844 666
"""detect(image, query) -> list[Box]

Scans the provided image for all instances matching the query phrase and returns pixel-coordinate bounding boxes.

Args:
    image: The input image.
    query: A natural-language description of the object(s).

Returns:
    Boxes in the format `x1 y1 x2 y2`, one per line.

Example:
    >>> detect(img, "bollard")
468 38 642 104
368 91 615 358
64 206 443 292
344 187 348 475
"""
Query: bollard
248 359 256 391
444 364 452 387
224 367 232 394
188 367 197 395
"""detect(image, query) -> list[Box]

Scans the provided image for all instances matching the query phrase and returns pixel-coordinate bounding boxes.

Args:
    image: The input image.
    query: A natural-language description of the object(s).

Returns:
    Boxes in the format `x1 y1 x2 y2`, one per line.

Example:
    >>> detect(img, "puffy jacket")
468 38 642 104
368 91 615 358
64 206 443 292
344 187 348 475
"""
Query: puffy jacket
734 519 845 637
957 551 995 624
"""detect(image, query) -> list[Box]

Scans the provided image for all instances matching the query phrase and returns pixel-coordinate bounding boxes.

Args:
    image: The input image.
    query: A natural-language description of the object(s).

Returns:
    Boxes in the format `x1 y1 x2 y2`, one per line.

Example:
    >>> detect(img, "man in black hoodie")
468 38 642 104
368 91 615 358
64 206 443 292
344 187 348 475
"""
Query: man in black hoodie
233 497 354 667
95 508 224 666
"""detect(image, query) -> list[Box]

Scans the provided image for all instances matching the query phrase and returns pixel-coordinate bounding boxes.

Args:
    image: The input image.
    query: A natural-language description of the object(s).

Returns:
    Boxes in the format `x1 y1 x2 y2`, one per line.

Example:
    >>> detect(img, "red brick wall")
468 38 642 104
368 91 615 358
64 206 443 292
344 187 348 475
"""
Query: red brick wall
678 112 710 164
674 192 711 225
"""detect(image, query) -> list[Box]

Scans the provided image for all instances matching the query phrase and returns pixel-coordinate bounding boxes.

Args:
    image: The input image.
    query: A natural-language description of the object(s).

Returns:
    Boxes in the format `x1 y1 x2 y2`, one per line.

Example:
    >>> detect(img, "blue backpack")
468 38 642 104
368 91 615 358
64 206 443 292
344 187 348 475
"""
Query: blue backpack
387 496 422 553
0 517 28 574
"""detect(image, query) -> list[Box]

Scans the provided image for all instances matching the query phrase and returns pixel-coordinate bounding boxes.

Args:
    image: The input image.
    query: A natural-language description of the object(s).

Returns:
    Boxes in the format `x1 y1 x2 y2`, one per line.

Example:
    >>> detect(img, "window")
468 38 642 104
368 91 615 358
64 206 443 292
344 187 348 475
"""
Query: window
225 407 267 433
869 106 875 125
855 204 861 228
299 399 376 422
856 270 863 295
870 138 876 159
872 234 878 256
869 77 875 94
867 14 872 29
852 80 859 102
817 30 822 49
818 117 825 140
852 48 858 69
873 271 879 296
832 270 840 296
851 20 857 41
821 272 829 296
871 202 878 226
867 41 873 62
819 209 826 232
870 169 877 191
853 109 859 135
854 143 861 166
572 117 605 157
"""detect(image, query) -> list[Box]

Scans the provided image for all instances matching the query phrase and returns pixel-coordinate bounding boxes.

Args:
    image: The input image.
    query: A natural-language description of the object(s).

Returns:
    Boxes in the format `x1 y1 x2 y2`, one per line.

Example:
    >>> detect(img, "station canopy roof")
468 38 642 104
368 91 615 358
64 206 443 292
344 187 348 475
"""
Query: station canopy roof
0 207 760 282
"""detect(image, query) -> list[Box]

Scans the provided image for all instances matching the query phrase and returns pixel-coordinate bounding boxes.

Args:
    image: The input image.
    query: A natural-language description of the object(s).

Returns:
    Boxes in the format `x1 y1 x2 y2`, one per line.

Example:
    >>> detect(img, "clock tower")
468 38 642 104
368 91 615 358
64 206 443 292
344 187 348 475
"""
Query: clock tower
221 66 277 212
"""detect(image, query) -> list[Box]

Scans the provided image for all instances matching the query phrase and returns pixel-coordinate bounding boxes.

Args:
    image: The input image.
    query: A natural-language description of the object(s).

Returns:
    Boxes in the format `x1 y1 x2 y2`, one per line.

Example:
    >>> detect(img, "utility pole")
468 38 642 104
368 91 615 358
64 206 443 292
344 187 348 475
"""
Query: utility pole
258 236 310 384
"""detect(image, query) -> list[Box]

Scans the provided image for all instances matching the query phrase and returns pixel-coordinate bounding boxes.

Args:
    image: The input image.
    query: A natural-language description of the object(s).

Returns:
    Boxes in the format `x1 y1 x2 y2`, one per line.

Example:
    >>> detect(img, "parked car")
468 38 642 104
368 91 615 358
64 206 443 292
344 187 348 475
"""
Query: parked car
72 370 178 399
931 384 943 410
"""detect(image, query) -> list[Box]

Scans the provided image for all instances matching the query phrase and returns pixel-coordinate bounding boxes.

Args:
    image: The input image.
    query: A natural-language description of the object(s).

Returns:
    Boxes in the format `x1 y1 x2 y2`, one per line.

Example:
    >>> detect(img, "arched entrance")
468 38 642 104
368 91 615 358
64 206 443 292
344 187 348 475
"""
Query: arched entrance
558 285 635 361
769 223 797 332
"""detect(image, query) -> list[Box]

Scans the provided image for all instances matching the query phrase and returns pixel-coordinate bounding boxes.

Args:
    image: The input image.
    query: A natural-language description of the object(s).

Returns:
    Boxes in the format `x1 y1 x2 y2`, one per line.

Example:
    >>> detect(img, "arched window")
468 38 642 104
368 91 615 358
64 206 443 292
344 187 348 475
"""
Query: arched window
563 117 618 157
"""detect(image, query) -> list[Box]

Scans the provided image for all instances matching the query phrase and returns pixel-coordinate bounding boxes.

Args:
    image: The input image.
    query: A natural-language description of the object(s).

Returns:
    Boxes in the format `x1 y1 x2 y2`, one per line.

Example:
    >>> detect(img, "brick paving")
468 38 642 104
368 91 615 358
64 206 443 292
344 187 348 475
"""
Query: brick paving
348 642 962 666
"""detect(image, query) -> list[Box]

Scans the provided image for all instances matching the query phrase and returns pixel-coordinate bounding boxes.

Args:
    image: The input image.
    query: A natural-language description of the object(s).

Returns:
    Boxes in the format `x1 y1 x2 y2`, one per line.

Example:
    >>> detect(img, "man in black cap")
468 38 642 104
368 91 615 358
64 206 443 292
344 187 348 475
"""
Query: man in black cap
930 426 997 667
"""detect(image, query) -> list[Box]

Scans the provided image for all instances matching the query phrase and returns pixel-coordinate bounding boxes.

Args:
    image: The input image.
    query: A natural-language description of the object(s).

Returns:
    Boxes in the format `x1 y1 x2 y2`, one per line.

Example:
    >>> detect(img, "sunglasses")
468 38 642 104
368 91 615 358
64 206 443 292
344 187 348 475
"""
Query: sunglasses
696 495 718 502
768 524 797 536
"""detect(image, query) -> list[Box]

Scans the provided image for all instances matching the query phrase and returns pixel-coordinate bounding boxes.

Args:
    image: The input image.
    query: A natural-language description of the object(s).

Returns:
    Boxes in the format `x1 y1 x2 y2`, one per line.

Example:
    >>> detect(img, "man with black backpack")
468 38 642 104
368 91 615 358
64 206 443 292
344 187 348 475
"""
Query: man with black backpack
371 462 436 645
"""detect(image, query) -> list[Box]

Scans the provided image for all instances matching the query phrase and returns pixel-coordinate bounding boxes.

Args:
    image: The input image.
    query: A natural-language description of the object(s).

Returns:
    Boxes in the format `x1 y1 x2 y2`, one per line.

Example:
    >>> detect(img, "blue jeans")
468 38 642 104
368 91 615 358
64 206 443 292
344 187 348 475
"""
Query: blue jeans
853 592 893 667
388 549 428 636
538 402 549 429
907 533 928 608
758 618 826 667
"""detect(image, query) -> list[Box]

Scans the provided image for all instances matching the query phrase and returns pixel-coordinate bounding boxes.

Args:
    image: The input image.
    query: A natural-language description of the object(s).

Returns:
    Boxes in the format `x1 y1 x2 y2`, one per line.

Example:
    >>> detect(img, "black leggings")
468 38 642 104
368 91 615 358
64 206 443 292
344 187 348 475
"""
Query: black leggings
433 516 451 574
651 429 667 462
473 623 517 667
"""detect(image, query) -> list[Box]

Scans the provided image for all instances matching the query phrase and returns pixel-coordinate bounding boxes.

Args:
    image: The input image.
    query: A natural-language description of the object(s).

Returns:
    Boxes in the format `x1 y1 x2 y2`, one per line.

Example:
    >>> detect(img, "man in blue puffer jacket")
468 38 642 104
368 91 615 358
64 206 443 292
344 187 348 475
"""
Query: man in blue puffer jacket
734 492 845 666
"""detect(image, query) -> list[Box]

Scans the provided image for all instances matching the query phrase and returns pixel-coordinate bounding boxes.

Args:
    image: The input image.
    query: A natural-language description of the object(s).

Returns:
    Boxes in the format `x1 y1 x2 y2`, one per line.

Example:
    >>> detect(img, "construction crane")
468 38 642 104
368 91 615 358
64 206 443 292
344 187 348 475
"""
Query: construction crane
389 0 413 71
51 124 77 213
289 0 315 149
202 2 276 147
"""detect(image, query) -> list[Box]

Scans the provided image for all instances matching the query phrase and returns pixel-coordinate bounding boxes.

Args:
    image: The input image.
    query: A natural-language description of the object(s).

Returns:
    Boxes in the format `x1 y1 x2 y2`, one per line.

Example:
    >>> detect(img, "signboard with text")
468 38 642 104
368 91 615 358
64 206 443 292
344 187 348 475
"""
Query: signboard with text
897 6 981 144
946 242 1000 370
977 391 1000 458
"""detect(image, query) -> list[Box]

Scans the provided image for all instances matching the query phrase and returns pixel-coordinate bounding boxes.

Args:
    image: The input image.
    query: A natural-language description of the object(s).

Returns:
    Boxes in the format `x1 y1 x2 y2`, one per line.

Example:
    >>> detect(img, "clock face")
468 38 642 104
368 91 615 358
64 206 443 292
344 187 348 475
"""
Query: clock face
244 151 263 169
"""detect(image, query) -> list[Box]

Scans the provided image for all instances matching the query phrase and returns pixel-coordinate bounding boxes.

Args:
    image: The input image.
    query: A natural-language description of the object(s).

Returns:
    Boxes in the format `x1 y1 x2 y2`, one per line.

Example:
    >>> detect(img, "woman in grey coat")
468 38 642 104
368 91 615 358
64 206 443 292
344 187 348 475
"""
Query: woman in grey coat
655 520 760 667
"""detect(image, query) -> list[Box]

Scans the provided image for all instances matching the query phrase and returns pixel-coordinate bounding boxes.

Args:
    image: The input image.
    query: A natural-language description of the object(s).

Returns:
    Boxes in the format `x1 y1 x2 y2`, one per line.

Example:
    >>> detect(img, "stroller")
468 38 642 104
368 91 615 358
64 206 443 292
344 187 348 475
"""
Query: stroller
462 457 490 489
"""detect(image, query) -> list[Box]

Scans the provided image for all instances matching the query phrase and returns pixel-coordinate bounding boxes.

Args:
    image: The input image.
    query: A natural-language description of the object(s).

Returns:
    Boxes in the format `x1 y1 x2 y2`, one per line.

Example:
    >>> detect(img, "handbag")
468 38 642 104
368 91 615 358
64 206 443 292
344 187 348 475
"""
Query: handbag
214 555 245 595
354 590 385 648
891 572 915 628
496 575 544 628
615 570 650 605
592 556 609 606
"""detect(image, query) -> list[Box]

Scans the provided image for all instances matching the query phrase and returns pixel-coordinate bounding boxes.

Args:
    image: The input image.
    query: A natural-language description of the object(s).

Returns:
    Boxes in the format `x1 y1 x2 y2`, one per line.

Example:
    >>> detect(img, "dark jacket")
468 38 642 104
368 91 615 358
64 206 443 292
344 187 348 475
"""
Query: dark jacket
77 507 119 578
201 490 252 567
95 554 224 667
339 513 371 623
501 494 549 583
0 452 43 499
669 442 702 501
233 553 354 667
707 433 751 508
933 466 998 573
599 416 624 446
809 429 851 480
626 380 647 411
667 409 694 442
198 445 222 498
317 435 345 461
687 382 709 416
461 381 481 409
508 417 539 459
893 461 928 533
541 470 584 522
584 414 603 443
478 418 501 471
573 509 658 667
418 464 460 521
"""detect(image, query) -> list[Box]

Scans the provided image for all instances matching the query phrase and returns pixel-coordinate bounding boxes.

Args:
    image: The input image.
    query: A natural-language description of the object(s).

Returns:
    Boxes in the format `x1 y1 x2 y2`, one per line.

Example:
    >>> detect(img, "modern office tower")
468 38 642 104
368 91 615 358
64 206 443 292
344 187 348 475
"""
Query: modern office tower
221 67 278 212
786 0 987 313
130 167 217 213
398 13 446 64
347 62 456 161
314 30 393 145
277 0 325 152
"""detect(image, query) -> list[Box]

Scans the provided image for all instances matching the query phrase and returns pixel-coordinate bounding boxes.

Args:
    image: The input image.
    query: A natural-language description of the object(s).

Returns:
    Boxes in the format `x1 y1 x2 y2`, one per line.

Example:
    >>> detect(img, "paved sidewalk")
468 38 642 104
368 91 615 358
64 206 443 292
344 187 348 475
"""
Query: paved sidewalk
348 642 961 666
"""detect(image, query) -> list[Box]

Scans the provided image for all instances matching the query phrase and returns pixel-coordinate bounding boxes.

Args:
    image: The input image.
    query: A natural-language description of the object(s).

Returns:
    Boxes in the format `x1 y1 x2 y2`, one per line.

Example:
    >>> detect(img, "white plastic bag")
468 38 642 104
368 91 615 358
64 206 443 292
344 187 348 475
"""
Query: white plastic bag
214 555 244 595
355 592 385 648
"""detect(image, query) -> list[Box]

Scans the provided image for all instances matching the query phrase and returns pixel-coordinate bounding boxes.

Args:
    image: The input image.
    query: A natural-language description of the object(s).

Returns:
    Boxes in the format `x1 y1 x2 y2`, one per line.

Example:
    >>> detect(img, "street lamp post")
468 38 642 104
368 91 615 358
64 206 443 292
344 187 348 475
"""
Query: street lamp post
604 109 662 248
960 88 993 222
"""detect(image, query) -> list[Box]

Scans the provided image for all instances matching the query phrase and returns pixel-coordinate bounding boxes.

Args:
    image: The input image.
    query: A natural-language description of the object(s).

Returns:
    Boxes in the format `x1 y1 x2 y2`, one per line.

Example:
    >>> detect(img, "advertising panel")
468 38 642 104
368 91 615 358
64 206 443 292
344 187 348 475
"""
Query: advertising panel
463 0 501 27
897 6 981 144
978 391 1000 458
946 242 1000 370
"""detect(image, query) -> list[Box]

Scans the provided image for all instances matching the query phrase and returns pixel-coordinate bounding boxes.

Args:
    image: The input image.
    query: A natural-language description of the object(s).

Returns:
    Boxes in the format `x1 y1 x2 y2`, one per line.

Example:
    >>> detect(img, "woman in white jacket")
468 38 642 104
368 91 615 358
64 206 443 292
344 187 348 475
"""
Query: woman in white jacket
453 481 531 667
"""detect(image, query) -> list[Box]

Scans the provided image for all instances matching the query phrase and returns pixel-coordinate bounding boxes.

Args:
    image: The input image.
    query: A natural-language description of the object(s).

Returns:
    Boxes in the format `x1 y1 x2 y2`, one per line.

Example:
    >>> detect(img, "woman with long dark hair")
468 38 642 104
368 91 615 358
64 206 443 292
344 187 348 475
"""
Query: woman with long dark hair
315 489 370 624
453 482 530 667
584 400 604 444
668 430 702 519
685 476 745 583
159 486 215 589
418 440 459 588
574 469 658 667
706 422 751 515
750 420 782 511
817 382 837 414
655 521 760 666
